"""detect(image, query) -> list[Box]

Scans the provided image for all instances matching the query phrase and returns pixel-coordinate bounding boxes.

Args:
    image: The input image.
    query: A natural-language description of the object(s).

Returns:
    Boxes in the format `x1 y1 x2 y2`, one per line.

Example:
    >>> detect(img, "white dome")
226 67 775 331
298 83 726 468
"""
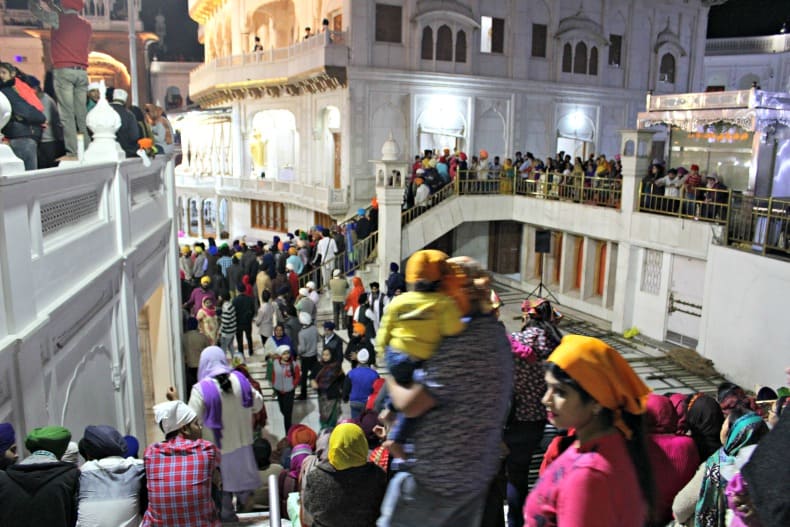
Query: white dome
381 131 400 161
0 92 11 137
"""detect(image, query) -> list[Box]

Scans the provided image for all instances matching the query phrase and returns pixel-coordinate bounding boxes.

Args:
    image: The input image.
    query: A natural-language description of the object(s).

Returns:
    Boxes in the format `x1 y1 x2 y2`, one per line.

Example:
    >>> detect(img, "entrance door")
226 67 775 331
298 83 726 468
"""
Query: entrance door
666 256 705 349
488 221 522 276
332 132 341 189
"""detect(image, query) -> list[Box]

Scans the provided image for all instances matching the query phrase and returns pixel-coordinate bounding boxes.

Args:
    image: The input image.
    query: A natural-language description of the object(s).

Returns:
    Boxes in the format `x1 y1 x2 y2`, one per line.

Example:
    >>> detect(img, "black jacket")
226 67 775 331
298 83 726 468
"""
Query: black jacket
232 294 255 326
0 461 80 527
110 102 141 157
302 461 387 527
0 79 45 140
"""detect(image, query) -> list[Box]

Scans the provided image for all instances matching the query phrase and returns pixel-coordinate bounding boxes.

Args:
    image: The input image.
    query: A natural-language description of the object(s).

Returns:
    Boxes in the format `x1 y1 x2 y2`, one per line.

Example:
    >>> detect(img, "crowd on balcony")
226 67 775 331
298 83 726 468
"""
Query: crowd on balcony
402 147 624 211
1 0 176 171
641 161 730 220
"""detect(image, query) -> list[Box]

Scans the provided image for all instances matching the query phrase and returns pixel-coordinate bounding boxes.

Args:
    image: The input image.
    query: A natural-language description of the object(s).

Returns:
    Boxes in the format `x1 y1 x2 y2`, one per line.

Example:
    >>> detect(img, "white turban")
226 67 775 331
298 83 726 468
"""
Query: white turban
154 401 197 435
299 287 309 297
357 348 370 364
306 281 316 290
298 311 312 325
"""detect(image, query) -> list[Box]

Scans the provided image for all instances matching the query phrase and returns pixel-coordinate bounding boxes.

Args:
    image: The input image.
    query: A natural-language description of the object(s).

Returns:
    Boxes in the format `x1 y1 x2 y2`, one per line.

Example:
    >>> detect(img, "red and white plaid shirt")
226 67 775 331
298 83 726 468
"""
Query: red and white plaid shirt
141 436 220 527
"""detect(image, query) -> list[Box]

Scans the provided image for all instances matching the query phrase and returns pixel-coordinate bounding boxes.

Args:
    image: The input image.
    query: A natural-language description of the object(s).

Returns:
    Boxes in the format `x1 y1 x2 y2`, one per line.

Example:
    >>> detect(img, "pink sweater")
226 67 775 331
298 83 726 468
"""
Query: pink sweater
647 433 700 526
524 431 646 527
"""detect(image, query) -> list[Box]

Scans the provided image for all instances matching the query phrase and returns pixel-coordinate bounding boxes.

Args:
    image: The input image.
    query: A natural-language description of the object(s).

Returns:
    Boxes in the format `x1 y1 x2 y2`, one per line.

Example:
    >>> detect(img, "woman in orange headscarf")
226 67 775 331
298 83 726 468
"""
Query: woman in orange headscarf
524 335 655 527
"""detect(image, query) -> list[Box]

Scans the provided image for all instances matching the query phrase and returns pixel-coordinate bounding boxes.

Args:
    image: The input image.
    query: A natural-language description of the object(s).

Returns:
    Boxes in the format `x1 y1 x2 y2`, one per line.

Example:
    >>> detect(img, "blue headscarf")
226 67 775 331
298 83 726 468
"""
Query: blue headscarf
123 435 139 458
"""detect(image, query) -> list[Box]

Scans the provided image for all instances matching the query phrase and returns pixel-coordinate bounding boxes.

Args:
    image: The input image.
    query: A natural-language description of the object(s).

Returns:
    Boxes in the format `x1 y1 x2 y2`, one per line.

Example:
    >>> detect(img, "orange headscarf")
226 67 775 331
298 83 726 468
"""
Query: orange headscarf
547 335 650 439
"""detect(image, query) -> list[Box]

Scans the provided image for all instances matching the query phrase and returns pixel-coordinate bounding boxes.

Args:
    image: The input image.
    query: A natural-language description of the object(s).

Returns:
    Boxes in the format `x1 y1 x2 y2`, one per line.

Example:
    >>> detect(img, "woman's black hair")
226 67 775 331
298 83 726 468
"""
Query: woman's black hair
215 373 233 394
546 362 656 520
717 381 741 402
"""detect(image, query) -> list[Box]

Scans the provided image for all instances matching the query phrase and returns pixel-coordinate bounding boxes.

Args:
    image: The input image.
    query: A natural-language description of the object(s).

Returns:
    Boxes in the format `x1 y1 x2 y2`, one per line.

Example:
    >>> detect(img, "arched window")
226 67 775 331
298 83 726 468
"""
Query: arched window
188 198 199 237
589 46 598 76
421 26 433 60
455 30 467 63
202 199 216 238
562 43 572 72
659 53 675 83
573 42 587 74
436 25 453 61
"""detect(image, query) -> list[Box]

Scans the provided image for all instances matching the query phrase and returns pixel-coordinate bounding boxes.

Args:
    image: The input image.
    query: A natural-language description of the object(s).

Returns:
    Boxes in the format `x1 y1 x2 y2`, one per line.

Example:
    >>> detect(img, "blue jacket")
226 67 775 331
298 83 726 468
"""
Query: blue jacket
343 366 379 403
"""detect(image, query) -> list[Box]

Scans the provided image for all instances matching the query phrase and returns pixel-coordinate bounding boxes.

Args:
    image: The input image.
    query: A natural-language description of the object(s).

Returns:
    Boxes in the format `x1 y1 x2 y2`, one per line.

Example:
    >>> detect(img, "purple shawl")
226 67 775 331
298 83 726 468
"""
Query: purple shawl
197 346 253 449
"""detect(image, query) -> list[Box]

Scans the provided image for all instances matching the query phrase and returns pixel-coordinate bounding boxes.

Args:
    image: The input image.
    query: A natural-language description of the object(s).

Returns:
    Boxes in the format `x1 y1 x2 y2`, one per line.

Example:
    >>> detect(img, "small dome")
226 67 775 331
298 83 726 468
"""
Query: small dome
381 131 400 161
0 92 11 136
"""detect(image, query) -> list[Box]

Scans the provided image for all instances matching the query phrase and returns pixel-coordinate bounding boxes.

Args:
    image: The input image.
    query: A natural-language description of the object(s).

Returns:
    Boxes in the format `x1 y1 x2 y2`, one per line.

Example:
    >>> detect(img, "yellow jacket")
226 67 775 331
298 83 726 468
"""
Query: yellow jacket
376 291 465 360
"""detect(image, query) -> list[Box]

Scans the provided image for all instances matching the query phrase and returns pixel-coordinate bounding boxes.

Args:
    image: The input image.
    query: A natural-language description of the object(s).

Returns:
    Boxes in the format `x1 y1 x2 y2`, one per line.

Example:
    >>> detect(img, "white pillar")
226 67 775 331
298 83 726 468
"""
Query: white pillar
376 184 404 286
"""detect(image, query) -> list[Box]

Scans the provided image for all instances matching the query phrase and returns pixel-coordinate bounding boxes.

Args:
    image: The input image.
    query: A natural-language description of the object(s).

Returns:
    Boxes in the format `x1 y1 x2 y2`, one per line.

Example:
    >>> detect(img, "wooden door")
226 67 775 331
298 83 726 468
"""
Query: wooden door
488 221 522 274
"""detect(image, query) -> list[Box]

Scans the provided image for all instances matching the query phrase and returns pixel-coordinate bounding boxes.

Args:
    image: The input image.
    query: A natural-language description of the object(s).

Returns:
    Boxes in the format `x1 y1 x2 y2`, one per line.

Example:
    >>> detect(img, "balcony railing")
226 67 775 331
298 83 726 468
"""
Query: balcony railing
637 183 731 225
728 194 790 258
189 31 348 104
218 176 349 213
706 34 790 56
401 170 622 226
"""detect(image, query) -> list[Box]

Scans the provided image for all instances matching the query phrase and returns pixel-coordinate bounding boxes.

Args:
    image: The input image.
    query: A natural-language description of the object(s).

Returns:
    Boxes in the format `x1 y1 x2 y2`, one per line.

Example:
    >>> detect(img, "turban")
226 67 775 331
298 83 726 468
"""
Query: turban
123 435 139 458
79 425 126 460
288 247 297 255
289 443 313 479
0 423 15 453
413 177 424 186
25 426 72 459
405 249 448 283
200 275 211 286
61 442 79 463
356 349 370 364
323 321 335 330
287 424 317 449
299 287 309 297
548 335 650 439
352 322 366 336
298 311 312 325
328 423 368 471
154 401 197 436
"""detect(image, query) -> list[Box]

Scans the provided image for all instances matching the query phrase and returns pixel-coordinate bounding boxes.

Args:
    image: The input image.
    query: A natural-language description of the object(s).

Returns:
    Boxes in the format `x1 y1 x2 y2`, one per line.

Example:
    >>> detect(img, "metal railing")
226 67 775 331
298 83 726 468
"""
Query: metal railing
637 183 731 225
728 194 790 257
298 231 379 291
399 170 622 225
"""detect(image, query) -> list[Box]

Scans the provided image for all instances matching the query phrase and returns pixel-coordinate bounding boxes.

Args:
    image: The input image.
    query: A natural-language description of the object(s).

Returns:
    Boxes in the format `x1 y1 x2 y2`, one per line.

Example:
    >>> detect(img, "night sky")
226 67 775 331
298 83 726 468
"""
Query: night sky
139 0 790 63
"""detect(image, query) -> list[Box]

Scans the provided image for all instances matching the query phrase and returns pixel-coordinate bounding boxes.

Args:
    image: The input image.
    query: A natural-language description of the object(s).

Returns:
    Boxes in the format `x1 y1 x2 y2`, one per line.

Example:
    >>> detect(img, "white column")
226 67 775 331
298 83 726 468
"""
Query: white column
376 185 404 286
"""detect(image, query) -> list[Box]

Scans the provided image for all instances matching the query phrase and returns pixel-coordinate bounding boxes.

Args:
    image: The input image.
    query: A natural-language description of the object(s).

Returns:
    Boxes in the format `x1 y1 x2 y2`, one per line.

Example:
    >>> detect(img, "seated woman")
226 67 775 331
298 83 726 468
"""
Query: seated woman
302 423 387 526
524 335 654 527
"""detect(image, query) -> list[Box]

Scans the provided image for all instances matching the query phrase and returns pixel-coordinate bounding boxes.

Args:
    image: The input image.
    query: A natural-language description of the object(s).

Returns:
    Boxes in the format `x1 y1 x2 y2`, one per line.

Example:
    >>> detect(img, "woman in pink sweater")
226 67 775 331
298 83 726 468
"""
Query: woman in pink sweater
524 335 654 527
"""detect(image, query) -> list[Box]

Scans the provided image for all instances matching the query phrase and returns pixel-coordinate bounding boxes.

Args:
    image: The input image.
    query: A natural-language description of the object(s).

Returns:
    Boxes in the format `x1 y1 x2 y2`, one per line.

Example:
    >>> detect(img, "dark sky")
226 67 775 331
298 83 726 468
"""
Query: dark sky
140 0 203 61
708 0 790 38
137 0 790 61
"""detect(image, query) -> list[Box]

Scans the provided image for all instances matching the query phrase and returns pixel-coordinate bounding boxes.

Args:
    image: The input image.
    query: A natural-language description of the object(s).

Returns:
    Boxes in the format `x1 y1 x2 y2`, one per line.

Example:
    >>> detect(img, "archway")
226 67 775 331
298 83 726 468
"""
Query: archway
88 51 131 90
250 0 297 48
416 100 467 155
250 109 298 181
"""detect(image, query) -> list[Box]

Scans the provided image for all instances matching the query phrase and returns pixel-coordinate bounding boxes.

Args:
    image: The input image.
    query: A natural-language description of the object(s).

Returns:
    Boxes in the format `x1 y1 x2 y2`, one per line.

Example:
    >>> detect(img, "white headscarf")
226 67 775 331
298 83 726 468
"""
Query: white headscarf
154 401 197 435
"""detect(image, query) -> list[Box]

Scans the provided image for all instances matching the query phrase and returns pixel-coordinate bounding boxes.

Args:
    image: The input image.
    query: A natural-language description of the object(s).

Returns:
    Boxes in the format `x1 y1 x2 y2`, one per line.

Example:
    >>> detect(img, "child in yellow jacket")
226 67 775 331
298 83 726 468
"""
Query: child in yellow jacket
376 249 465 452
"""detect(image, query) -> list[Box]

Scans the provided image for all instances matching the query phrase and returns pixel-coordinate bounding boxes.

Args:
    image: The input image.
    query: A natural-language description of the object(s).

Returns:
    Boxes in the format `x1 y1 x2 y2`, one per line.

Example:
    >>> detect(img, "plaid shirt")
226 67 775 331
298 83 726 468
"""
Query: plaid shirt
141 436 220 527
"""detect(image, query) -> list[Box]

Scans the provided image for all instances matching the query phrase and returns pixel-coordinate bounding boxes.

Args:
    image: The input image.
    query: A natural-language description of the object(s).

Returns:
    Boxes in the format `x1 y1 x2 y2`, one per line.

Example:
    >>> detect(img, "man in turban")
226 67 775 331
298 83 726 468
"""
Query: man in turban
0 425 80 526
77 425 146 526
142 401 220 526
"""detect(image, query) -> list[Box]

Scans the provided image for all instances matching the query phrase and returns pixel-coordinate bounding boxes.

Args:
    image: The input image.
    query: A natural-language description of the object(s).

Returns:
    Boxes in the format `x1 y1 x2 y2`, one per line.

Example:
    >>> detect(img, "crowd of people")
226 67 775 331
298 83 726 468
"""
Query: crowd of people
641 161 730 219
401 148 624 209
2 237 788 526
0 0 175 171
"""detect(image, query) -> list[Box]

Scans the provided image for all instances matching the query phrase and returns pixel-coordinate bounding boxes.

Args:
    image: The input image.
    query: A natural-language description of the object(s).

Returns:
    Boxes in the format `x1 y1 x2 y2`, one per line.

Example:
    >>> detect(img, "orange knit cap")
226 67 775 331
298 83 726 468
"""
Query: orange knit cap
405 249 448 284
352 322 366 336
547 335 651 439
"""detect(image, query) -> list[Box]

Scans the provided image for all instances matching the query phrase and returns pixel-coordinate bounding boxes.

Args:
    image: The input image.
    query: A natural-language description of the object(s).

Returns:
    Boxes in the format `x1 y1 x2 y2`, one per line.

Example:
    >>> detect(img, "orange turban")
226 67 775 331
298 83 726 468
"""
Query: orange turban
405 249 448 284
287 424 317 449
547 335 650 439
414 177 424 186
352 322 366 336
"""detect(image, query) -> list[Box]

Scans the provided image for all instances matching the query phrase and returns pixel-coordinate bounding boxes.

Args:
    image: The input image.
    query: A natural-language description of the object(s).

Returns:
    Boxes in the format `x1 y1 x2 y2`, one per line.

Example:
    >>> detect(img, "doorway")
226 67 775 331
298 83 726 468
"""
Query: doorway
488 221 522 276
